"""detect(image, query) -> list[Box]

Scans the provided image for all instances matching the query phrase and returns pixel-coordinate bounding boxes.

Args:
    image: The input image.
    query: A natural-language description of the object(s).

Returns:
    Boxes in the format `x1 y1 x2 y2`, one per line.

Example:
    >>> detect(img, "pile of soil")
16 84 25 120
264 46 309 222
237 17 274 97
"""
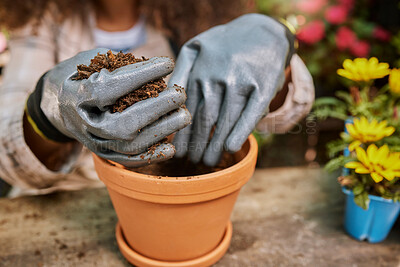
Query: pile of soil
132 152 236 177
73 50 167 112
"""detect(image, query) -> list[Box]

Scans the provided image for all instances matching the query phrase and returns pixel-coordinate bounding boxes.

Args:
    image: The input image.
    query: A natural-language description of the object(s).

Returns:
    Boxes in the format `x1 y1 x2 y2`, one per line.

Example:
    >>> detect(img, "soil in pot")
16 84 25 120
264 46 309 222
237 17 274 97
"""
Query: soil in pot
132 152 236 177
72 50 167 113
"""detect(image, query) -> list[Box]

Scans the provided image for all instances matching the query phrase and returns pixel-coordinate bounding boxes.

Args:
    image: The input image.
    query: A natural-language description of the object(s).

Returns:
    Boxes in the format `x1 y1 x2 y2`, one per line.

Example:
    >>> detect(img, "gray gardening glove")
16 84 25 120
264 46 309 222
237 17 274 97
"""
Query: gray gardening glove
169 14 291 166
27 48 190 167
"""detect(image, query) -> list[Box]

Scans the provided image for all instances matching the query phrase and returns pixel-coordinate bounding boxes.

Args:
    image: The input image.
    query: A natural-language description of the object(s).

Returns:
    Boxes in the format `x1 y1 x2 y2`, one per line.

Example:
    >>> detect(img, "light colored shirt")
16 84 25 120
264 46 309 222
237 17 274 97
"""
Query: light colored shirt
93 16 147 52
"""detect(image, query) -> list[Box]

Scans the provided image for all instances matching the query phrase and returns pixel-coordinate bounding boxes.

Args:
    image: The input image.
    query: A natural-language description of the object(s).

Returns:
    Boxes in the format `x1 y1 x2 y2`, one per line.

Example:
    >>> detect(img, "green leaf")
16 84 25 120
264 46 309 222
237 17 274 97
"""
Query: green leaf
353 191 370 210
326 139 348 158
353 184 364 195
313 109 348 121
314 97 347 108
386 145 400 152
381 136 400 146
335 91 354 106
375 184 385 195
324 156 353 172
313 97 348 121
340 132 352 142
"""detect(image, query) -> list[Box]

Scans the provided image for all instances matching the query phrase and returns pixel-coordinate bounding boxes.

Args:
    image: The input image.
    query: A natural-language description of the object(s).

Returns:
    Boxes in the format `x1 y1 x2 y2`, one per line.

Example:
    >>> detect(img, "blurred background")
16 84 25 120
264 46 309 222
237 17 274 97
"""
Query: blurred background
0 0 399 195
255 0 400 168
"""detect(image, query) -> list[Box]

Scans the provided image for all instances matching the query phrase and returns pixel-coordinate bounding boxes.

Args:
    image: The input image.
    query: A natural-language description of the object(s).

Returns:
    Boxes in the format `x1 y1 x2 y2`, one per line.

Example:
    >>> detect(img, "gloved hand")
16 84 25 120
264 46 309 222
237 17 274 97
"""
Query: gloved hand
169 14 293 166
26 48 191 167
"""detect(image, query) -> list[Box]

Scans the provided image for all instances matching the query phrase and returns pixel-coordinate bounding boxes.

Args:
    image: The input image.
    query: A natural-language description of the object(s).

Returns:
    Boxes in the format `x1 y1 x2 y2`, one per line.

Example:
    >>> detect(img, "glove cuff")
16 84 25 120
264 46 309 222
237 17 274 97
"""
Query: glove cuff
26 72 75 143
274 17 296 68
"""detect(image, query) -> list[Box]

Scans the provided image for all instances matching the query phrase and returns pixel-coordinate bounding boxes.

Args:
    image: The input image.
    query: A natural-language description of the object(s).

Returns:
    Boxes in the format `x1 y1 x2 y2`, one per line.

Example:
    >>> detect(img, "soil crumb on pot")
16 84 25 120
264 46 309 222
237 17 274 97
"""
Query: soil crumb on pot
132 152 236 177
72 50 167 112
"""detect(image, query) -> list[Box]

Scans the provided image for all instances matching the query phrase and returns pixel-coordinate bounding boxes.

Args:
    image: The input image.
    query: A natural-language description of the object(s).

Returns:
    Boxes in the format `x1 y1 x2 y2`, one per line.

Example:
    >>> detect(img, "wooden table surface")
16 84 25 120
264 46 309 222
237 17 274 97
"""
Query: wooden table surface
1 167 400 267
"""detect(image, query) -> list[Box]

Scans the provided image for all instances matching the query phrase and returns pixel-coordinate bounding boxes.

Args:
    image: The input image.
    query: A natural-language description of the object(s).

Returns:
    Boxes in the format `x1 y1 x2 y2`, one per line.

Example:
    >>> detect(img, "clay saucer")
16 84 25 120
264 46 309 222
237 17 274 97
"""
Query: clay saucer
115 221 233 267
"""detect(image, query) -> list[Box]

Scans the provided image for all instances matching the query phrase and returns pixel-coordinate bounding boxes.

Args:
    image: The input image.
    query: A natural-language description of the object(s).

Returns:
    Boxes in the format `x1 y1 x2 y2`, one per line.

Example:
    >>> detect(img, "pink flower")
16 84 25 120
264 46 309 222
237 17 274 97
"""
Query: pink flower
297 20 326 44
335 26 356 50
325 5 348 24
337 0 354 10
373 26 391 42
350 40 370 57
297 0 328 15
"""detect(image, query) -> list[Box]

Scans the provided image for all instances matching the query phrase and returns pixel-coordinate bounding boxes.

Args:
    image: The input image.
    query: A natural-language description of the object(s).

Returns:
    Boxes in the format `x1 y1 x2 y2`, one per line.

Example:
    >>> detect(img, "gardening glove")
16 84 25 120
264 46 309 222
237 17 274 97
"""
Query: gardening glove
26 48 191 167
169 13 294 166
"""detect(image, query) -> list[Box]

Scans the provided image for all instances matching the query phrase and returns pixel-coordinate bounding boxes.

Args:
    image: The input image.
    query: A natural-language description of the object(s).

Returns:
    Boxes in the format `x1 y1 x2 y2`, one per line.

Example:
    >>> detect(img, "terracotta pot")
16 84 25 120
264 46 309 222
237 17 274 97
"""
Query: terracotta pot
93 135 257 267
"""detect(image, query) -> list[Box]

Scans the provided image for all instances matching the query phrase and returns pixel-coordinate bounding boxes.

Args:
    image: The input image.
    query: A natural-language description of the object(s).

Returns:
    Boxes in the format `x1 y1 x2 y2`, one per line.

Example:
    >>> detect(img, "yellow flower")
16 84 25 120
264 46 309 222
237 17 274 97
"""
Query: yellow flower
337 57 390 82
389 68 400 95
346 117 395 151
345 144 400 183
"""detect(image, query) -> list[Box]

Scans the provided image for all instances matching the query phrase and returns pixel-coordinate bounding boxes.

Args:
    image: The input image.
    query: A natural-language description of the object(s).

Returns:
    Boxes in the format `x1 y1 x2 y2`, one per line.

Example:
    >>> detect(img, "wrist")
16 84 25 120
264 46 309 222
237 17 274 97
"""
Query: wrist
23 112 79 171
26 72 75 143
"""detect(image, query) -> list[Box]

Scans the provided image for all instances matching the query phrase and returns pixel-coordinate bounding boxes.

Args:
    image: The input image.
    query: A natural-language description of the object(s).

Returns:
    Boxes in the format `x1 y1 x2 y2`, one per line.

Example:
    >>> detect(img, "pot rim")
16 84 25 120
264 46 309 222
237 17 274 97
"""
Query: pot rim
96 134 257 181
93 135 258 204
342 187 400 204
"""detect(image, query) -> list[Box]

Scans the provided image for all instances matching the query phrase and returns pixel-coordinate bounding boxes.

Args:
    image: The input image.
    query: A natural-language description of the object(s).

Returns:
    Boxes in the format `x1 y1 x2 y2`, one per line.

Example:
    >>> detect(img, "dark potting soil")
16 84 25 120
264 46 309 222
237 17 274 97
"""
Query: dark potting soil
132 152 236 177
73 50 167 112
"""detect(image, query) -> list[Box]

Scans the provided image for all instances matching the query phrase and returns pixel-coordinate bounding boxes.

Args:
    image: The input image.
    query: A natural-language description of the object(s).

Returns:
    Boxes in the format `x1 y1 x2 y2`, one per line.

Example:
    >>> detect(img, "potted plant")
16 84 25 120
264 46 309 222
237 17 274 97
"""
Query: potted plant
314 57 400 242
93 135 258 266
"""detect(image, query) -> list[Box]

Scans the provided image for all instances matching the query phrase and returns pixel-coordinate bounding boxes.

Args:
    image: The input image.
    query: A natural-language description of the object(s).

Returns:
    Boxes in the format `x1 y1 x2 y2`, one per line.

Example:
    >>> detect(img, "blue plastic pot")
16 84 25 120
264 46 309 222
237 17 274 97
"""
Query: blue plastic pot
342 188 400 243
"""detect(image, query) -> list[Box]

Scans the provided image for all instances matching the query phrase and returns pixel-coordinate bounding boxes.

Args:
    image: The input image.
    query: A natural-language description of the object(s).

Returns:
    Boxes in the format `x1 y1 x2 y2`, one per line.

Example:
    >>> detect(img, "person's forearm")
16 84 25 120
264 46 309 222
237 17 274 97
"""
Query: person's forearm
23 112 79 171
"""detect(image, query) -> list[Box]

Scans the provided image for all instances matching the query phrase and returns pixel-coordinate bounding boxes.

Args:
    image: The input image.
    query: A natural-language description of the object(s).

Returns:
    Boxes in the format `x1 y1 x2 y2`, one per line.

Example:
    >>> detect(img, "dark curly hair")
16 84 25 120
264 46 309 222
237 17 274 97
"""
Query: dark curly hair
0 0 253 46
